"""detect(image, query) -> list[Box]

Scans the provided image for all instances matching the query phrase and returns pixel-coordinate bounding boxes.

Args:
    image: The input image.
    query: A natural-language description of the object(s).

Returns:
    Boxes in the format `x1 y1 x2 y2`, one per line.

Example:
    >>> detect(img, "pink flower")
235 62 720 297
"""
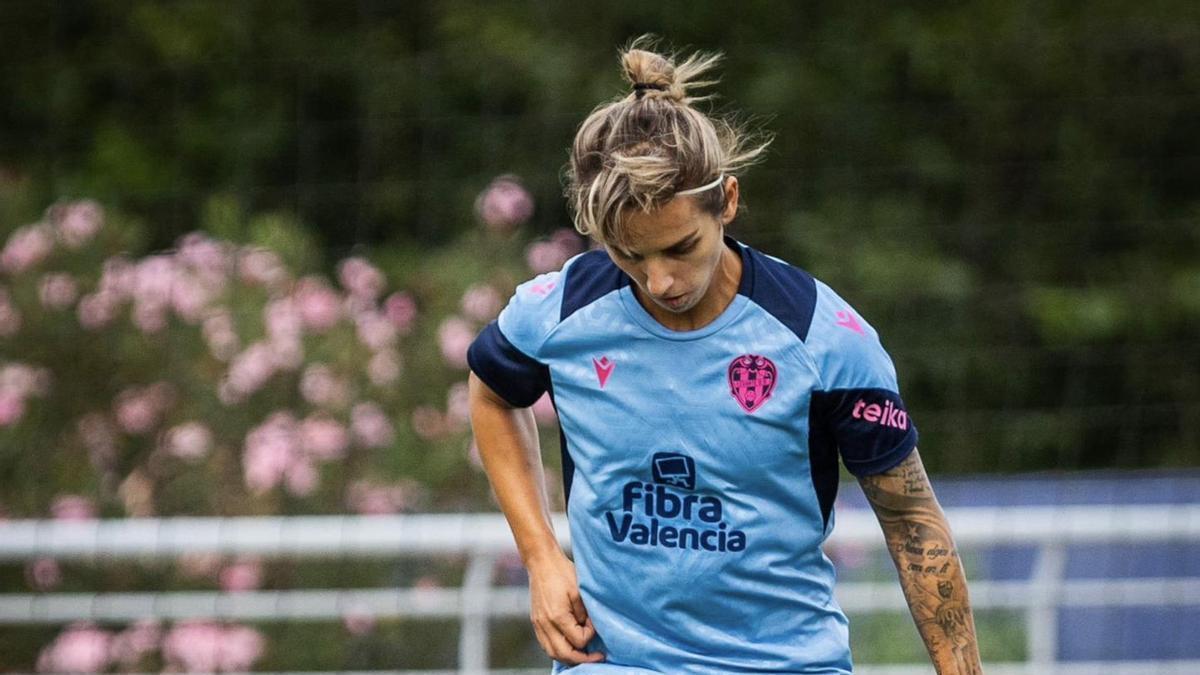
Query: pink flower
445 381 471 428
51 495 96 520
437 316 475 369
294 277 342 331
337 257 385 300
170 274 211 323
53 200 104 249
383 291 417 334
346 479 424 515
552 226 584 252
299 414 348 460
355 310 397 351
0 362 51 396
269 335 304 371
0 391 25 426
114 386 167 435
242 411 319 496
224 342 277 399
108 620 160 668
238 247 288 288
410 405 447 441
134 255 176 308
164 421 213 461
475 175 534 232
526 239 573 274
161 621 222 672
351 402 394 449
26 557 62 590
221 625 266 671
202 311 239 361
162 621 265 672
36 622 112 673
347 483 395 515
76 291 119 330
460 283 503 322
242 412 299 494
264 297 303 342
342 607 377 636
532 392 557 426
177 232 230 276
300 364 349 408
1 223 54 274
38 272 79 310
98 257 136 298
284 457 318 496
131 301 168 333
219 558 262 592
367 350 402 387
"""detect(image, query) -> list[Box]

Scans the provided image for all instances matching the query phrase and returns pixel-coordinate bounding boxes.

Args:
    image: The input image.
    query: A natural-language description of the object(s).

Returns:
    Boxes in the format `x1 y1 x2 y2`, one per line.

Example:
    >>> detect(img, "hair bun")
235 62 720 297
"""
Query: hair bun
619 36 722 105
621 41 683 102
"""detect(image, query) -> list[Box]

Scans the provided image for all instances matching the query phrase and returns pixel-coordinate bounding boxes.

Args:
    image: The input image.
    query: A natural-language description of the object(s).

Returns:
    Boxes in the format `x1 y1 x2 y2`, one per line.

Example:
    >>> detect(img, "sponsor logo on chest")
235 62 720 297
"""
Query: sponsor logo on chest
604 452 748 553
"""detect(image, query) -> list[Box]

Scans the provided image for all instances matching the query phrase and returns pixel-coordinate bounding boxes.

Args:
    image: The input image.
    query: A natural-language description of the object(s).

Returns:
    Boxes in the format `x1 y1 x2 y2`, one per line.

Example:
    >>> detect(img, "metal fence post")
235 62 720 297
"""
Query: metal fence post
1027 542 1066 669
460 552 497 674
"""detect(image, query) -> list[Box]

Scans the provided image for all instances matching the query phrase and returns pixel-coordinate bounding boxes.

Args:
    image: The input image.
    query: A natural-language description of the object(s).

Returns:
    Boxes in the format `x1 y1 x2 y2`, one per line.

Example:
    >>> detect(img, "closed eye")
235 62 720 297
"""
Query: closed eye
667 240 698 256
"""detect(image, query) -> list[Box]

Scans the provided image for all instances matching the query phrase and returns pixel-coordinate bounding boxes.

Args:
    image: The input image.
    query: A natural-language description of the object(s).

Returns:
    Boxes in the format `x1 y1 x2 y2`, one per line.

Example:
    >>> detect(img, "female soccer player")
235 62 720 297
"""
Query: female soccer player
467 39 982 674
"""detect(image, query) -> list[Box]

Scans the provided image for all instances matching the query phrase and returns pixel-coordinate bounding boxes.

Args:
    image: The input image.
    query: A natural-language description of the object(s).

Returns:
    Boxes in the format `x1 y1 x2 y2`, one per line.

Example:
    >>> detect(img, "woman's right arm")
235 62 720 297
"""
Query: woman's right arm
467 372 604 665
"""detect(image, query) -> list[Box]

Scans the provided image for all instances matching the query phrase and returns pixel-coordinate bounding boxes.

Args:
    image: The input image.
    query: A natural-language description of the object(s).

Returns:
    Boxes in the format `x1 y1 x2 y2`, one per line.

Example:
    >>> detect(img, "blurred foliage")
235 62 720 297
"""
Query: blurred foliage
2 1 1197 474
0 0 1199 669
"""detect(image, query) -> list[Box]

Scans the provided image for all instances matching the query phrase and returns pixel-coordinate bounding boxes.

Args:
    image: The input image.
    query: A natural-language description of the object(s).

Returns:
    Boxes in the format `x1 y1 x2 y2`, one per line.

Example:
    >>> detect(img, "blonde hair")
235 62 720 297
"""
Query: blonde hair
565 37 771 247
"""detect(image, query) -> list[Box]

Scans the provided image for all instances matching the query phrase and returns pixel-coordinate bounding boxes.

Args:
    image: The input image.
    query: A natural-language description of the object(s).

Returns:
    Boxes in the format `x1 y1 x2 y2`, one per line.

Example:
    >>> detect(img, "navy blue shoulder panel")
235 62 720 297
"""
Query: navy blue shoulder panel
560 250 629 322
738 243 818 343
467 322 550 408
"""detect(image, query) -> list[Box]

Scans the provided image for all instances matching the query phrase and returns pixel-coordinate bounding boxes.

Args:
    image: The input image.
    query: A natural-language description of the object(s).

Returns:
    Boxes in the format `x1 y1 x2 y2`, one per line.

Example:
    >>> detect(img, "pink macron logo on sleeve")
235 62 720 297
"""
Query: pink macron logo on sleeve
835 309 865 335
529 280 557 296
593 356 615 389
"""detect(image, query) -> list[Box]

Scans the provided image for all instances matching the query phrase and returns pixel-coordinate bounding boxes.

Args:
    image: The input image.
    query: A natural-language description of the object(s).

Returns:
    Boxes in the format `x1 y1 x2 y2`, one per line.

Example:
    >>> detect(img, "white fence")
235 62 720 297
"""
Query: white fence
2 505 1199 674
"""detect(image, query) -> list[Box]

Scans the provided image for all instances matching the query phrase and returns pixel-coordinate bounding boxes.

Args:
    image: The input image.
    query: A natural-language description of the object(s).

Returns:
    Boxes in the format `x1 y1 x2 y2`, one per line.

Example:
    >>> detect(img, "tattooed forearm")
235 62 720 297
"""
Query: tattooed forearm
857 449 983 675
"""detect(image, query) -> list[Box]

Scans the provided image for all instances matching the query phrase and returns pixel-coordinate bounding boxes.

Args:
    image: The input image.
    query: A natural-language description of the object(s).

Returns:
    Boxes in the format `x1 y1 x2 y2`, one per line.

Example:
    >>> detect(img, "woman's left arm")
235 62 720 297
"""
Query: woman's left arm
856 448 984 675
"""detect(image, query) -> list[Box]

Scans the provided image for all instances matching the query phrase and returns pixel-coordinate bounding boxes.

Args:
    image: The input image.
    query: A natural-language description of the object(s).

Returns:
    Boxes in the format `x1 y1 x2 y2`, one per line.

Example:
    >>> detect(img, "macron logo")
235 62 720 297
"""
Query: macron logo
593 356 615 389
851 398 909 430
835 309 865 335
529 281 557 296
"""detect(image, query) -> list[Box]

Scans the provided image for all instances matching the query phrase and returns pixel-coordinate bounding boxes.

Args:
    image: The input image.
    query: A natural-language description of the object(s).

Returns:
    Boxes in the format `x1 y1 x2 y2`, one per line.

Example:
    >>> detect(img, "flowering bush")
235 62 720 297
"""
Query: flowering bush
0 179 587 670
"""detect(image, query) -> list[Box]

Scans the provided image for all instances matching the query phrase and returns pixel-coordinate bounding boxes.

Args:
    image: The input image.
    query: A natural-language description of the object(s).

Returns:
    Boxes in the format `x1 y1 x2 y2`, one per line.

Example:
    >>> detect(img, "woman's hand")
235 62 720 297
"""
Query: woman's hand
526 550 605 666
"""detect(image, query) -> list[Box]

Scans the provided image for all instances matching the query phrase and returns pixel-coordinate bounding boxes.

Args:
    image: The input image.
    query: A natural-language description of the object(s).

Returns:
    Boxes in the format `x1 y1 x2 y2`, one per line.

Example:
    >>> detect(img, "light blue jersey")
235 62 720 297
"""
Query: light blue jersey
468 238 917 674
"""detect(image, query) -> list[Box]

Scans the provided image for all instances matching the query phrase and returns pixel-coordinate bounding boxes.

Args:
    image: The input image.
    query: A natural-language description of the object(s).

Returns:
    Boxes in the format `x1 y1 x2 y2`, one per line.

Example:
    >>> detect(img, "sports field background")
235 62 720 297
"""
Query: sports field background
0 1 1198 671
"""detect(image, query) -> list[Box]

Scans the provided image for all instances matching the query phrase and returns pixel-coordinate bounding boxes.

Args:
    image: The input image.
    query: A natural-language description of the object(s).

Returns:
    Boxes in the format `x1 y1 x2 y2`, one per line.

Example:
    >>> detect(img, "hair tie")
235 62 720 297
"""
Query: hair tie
633 82 667 99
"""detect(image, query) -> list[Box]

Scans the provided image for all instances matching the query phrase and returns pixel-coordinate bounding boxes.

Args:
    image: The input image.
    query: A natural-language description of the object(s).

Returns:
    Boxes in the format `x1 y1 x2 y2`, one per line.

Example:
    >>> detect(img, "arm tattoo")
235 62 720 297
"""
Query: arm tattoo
857 449 983 675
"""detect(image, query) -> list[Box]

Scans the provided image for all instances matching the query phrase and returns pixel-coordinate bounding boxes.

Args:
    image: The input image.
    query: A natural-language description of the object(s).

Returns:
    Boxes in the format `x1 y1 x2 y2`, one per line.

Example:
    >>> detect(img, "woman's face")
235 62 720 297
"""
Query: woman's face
606 177 740 316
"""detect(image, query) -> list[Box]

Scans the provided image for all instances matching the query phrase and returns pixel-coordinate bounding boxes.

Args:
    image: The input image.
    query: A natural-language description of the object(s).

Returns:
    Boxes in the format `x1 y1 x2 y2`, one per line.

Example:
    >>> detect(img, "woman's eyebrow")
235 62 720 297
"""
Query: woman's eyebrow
615 230 700 258
663 232 700 250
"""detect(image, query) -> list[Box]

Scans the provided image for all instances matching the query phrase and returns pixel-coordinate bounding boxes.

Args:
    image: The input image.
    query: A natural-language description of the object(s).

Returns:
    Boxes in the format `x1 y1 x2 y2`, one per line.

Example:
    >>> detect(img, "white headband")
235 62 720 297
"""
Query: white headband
675 174 726 196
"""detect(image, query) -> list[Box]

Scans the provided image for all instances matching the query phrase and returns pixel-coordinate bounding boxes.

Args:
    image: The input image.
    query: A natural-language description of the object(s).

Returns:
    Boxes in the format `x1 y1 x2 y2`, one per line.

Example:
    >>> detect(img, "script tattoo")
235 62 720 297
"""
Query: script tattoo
857 450 983 675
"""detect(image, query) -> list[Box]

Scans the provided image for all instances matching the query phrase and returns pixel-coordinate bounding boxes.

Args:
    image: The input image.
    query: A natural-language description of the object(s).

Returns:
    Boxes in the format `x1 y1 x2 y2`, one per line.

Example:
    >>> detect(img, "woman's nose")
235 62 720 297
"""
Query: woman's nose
644 261 674 296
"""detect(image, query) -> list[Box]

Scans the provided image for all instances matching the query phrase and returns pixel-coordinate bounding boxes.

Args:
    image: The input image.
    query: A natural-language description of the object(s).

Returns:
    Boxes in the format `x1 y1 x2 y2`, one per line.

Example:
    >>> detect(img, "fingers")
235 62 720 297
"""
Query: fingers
569 591 598 644
551 610 594 650
532 612 605 665
569 591 589 623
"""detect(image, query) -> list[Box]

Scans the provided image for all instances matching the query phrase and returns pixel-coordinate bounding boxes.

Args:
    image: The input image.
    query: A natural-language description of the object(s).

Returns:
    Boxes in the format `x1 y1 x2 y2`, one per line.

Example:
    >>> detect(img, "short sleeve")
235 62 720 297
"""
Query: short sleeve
466 271 562 408
807 281 917 476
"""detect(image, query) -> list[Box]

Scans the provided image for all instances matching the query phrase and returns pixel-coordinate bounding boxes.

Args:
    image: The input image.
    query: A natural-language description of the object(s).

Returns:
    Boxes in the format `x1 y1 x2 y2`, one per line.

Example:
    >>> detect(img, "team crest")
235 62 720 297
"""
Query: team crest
727 354 777 413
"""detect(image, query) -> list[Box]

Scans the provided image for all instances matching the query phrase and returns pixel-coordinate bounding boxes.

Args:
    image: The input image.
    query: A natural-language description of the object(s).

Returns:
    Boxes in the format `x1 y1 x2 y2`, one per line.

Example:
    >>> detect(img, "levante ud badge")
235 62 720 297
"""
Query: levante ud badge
728 354 777 413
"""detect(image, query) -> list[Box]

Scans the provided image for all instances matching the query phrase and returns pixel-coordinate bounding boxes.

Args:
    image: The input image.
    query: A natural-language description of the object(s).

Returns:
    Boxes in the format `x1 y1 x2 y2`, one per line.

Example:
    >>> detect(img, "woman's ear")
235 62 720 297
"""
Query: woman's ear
721 176 740 225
